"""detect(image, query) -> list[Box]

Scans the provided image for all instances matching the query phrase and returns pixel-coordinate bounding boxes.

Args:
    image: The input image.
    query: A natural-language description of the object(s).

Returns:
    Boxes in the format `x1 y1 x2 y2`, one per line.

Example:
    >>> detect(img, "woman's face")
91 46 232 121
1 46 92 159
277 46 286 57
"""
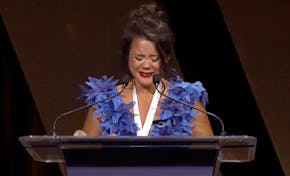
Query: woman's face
128 37 161 88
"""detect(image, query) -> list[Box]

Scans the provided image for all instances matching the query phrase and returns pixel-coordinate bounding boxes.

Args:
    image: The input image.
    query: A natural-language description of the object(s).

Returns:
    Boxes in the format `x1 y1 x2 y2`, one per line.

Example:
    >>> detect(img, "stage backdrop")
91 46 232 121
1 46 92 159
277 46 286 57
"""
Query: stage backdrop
1 0 289 175
217 0 290 175
1 0 181 135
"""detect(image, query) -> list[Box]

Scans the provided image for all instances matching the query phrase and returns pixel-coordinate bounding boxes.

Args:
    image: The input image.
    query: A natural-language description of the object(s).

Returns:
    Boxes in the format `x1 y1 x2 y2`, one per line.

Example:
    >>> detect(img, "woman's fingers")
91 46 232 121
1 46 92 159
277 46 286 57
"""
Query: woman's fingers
73 129 88 136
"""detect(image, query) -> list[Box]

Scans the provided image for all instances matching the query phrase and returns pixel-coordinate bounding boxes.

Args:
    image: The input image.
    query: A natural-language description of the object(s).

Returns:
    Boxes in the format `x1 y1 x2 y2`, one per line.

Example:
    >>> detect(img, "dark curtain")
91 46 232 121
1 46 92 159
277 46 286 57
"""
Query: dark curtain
0 15 62 176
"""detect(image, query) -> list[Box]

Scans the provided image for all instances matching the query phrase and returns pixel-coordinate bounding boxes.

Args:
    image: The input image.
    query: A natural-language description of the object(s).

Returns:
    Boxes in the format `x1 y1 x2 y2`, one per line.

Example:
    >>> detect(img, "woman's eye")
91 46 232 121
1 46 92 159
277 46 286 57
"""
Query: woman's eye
135 56 143 61
134 55 160 62
151 57 160 62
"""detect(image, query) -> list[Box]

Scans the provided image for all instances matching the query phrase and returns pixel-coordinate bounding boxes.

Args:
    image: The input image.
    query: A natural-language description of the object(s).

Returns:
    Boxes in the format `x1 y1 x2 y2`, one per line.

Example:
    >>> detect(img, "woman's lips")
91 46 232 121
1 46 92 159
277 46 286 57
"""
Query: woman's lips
140 72 153 77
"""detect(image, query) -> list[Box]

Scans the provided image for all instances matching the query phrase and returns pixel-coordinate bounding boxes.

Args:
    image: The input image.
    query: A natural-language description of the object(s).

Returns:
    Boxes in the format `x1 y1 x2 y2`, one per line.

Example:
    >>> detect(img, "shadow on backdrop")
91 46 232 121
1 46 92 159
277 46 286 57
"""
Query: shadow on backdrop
0 15 62 176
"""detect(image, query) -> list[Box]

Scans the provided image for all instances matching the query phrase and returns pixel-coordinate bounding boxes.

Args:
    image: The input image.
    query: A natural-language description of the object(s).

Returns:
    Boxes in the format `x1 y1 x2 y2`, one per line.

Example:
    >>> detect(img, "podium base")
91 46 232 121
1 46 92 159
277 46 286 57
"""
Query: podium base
67 166 214 176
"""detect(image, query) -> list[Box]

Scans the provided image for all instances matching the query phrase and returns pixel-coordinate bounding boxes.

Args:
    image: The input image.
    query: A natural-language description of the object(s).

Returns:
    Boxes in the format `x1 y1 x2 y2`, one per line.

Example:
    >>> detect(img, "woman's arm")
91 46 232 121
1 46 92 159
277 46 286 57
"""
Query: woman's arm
191 100 214 136
83 107 102 136
73 107 102 136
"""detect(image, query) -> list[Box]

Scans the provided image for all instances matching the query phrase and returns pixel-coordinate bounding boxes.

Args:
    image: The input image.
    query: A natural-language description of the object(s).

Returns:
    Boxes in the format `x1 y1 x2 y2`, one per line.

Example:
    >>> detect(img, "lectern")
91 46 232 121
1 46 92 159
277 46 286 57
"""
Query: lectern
19 135 256 176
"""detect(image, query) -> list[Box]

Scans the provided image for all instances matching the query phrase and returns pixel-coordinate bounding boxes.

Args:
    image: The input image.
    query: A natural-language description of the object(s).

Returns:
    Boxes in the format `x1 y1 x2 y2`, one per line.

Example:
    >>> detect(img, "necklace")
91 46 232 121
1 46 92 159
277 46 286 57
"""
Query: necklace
132 83 162 136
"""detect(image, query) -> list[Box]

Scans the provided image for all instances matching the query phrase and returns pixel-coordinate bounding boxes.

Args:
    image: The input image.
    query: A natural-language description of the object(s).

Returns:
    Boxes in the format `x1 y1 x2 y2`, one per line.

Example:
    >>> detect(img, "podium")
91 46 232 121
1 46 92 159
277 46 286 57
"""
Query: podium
18 135 257 176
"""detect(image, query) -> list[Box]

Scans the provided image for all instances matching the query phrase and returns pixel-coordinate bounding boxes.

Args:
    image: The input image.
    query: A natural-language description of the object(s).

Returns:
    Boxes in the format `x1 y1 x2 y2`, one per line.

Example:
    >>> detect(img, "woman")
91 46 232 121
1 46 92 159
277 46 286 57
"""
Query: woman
74 3 213 137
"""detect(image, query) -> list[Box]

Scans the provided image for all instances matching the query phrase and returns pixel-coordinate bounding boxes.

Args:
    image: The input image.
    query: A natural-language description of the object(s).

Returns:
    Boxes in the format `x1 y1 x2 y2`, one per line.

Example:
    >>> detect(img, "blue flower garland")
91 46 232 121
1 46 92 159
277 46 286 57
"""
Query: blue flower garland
150 74 208 136
81 76 138 136
80 75 208 136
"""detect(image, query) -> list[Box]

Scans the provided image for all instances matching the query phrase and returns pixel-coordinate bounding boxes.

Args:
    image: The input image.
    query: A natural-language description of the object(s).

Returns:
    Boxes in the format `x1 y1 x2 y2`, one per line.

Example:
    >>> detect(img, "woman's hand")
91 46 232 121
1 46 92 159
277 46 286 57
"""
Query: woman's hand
108 133 117 136
73 129 116 136
73 129 88 136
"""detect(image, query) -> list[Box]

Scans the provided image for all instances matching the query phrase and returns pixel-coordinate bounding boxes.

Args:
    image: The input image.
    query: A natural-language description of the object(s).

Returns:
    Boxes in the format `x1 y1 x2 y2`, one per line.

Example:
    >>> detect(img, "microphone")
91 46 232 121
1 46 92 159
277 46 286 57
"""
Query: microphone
51 75 130 137
152 74 227 136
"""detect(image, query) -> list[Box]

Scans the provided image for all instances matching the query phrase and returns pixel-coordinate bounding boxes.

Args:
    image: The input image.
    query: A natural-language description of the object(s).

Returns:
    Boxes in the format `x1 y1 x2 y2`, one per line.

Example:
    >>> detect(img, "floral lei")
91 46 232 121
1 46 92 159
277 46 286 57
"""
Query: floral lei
80 74 208 136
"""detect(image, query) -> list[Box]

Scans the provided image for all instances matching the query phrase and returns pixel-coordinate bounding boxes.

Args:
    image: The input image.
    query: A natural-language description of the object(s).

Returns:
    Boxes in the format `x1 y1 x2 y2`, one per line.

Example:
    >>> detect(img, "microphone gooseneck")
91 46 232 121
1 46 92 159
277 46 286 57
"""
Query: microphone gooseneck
51 75 130 137
152 74 227 136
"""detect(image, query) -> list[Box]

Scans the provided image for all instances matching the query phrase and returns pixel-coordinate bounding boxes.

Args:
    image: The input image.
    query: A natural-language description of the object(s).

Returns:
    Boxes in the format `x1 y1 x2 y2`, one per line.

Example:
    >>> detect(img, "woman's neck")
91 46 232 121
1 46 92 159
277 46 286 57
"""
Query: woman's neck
132 81 156 95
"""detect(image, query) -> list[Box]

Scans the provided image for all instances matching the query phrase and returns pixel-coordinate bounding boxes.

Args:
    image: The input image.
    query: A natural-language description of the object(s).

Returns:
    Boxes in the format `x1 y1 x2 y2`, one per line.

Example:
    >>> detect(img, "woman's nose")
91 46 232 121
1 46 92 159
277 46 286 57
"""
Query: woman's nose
142 59 151 69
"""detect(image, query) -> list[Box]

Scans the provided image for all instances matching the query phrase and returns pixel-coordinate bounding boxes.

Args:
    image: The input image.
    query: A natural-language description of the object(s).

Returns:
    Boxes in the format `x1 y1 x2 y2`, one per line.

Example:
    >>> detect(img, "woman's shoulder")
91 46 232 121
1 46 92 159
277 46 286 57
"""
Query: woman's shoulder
169 74 206 90
80 75 120 103
168 69 207 91
168 75 208 105
82 75 119 91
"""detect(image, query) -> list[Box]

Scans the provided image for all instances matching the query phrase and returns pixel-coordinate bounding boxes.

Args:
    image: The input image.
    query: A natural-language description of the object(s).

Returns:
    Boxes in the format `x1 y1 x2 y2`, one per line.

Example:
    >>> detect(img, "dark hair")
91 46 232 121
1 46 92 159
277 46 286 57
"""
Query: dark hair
121 3 177 79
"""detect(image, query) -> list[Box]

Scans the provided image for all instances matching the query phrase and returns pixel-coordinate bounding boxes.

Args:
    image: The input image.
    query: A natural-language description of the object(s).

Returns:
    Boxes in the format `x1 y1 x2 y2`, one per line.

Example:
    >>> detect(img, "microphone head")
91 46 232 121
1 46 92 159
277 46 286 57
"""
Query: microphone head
122 74 130 87
153 74 161 86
